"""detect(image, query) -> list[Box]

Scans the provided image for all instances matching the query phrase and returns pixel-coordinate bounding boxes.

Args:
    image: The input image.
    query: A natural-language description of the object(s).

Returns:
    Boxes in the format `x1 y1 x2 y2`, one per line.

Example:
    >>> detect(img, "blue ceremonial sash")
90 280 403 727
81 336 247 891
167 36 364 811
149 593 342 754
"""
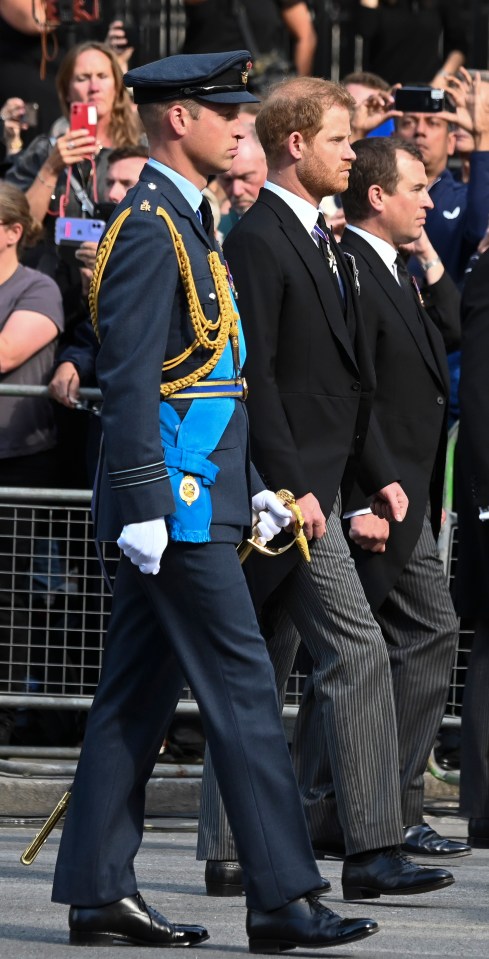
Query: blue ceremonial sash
159 295 246 542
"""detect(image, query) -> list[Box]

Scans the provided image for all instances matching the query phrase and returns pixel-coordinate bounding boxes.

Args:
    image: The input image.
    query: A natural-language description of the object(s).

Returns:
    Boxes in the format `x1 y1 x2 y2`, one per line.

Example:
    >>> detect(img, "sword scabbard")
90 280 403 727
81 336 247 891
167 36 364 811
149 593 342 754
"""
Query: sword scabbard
20 790 71 865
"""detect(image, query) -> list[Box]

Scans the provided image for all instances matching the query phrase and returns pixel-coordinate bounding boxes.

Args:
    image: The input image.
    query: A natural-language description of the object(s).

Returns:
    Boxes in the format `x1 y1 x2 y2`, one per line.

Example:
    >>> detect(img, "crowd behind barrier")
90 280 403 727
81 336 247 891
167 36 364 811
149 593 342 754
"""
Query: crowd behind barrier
4 11 489 949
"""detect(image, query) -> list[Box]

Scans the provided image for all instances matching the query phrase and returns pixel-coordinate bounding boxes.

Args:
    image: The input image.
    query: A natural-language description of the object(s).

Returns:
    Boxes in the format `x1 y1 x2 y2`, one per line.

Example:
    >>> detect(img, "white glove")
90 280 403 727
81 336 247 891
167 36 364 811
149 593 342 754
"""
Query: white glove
251 490 293 546
117 518 168 575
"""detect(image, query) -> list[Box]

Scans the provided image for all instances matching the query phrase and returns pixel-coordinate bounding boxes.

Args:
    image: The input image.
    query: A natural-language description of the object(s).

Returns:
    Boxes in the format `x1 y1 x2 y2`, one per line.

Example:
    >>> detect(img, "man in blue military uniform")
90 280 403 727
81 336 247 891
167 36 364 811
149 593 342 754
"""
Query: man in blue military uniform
50 51 380 951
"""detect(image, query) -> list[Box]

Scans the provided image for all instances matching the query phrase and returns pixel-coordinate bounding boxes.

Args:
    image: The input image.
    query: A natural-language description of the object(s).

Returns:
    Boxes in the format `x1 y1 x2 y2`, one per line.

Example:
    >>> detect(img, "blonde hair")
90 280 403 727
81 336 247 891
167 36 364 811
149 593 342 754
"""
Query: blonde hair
0 182 43 254
56 41 141 147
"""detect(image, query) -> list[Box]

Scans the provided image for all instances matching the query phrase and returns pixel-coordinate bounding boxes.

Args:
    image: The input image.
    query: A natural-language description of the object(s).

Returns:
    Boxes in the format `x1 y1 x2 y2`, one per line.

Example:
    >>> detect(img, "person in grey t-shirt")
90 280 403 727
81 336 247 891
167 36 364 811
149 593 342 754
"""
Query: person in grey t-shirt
0 181 64 745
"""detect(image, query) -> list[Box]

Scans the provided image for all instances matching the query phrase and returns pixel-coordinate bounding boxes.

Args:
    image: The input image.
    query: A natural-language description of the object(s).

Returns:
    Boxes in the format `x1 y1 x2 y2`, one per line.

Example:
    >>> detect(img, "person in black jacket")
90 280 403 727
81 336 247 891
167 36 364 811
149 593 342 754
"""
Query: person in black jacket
356 0 467 86
293 136 469 859
456 249 489 849
181 0 317 82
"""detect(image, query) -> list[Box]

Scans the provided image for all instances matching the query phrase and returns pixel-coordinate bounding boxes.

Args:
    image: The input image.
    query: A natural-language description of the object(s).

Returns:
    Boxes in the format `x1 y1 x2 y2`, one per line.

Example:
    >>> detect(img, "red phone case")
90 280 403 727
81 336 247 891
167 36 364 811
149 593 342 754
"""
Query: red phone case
70 102 97 138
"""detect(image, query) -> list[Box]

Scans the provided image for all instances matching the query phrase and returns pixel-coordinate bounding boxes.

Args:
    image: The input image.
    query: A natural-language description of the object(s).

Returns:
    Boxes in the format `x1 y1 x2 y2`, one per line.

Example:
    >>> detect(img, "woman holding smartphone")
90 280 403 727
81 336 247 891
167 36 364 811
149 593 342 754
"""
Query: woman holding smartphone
5 42 143 483
5 41 141 229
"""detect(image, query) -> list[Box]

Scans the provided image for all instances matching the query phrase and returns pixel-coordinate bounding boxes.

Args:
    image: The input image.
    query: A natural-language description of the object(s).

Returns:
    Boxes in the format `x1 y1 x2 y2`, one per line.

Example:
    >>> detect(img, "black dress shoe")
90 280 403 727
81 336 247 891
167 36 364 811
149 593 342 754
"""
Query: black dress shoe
311 838 346 860
468 818 489 848
68 892 209 946
205 860 331 897
247 893 378 954
342 847 454 900
205 860 244 896
402 822 471 858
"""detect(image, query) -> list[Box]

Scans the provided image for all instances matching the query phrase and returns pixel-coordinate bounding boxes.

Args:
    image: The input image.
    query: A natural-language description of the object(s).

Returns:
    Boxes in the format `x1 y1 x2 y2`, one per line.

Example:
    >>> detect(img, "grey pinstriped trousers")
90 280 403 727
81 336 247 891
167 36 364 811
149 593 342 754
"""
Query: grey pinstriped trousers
292 513 459 837
196 495 405 860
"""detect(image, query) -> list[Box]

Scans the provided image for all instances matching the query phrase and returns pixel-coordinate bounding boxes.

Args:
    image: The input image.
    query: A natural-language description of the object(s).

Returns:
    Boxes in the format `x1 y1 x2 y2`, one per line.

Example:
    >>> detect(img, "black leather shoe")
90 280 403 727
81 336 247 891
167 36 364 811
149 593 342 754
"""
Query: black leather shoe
247 893 378 954
402 822 471 858
468 818 489 848
342 847 454 900
312 838 346 860
68 892 209 946
205 860 244 896
205 860 331 897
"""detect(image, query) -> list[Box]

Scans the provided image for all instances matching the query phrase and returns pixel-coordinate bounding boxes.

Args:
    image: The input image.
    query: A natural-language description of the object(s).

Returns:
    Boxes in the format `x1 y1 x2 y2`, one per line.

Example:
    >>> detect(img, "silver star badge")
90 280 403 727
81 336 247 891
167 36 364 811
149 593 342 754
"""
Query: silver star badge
343 252 361 295
324 235 339 278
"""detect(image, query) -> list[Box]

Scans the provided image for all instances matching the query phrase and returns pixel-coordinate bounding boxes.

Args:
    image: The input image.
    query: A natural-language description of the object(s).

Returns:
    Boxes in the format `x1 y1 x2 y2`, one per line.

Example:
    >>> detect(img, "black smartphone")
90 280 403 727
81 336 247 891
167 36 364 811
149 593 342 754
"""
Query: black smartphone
22 102 39 128
93 201 117 221
394 87 455 114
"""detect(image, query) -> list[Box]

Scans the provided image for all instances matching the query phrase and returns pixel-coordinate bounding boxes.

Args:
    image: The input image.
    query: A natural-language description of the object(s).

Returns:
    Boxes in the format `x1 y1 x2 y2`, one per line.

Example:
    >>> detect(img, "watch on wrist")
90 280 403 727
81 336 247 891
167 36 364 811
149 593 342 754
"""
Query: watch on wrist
419 255 441 272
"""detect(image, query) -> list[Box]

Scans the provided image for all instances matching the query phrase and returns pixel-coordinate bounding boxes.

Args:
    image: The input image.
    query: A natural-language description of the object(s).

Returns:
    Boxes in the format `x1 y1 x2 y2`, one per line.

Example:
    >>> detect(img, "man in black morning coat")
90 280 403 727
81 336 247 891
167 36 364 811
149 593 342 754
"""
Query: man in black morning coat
294 136 469 860
197 77 454 901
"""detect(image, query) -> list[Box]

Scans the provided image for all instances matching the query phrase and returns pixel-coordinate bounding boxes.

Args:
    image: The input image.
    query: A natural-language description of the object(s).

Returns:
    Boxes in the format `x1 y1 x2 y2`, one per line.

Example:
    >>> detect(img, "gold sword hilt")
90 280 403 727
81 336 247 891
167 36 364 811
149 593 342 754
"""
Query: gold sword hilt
20 790 71 865
237 489 310 564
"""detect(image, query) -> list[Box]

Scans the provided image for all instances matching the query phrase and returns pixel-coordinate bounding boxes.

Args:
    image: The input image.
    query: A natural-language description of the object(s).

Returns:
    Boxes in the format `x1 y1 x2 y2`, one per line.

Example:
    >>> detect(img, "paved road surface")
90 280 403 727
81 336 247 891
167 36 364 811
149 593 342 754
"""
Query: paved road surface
0 815 487 958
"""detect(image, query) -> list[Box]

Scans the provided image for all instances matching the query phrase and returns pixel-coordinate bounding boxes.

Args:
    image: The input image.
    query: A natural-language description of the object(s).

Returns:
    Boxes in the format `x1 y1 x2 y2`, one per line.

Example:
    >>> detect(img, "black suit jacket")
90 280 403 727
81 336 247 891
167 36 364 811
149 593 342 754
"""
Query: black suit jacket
223 189 398 598
456 249 489 618
341 227 457 610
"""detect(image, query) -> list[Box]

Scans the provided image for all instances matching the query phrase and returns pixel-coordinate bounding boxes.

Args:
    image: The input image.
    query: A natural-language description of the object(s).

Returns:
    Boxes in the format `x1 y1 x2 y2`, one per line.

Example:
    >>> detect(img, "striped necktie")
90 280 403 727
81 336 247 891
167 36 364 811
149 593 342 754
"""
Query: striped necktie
314 213 345 307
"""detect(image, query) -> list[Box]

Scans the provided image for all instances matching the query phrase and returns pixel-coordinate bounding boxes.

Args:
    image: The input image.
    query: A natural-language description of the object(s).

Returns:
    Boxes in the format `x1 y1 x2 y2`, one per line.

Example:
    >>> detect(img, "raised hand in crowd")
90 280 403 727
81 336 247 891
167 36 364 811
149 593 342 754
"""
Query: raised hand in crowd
105 19 134 72
350 86 401 139
24 125 98 225
74 240 98 295
399 226 445 285
435 68 489 148
0 97 28 156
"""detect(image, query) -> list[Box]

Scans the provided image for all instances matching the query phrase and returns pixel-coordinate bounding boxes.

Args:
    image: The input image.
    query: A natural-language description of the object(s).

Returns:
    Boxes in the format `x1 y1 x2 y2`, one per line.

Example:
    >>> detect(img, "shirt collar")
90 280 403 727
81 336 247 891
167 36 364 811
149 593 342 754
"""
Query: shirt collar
346 224 398 273
264 180 319 238
147 157 204 213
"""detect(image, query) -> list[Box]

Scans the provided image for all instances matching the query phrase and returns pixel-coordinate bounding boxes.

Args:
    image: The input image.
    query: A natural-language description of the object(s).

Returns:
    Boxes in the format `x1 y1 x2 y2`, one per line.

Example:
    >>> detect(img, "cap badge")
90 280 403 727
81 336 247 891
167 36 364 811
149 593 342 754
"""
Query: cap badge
241 61 252 87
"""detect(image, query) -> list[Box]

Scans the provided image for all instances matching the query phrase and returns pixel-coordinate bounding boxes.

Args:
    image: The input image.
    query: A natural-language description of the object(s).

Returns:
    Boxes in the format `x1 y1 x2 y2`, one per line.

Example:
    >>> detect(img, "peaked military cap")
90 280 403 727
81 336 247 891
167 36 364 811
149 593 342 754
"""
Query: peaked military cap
125 50 260 105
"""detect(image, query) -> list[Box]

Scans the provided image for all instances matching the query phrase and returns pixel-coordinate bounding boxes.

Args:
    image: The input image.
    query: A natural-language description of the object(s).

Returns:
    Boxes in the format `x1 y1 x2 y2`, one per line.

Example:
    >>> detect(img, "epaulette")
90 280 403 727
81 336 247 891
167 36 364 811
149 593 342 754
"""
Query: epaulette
130 180 161 217
89 207 132 341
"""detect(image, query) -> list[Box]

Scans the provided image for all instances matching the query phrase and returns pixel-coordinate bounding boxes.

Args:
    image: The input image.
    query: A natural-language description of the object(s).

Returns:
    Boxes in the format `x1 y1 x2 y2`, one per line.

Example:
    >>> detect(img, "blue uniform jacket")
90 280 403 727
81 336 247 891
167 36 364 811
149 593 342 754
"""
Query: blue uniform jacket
92 164 257 544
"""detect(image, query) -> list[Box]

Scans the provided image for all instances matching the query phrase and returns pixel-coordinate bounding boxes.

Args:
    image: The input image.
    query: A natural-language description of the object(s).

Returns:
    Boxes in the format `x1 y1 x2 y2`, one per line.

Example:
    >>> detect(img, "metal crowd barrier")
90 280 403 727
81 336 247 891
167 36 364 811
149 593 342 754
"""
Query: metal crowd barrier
0 389 471 776
0 488 302 708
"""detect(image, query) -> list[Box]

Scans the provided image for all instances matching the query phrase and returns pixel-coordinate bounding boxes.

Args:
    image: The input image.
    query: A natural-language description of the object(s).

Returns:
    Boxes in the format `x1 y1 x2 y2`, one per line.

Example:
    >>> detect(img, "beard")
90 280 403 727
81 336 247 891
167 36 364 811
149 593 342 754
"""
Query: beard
296 153 349 201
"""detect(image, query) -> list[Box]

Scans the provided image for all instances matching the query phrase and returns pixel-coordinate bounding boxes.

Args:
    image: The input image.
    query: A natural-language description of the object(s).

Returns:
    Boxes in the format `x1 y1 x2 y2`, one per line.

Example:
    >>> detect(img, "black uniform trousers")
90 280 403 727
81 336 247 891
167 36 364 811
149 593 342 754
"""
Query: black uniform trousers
51 542 321 911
